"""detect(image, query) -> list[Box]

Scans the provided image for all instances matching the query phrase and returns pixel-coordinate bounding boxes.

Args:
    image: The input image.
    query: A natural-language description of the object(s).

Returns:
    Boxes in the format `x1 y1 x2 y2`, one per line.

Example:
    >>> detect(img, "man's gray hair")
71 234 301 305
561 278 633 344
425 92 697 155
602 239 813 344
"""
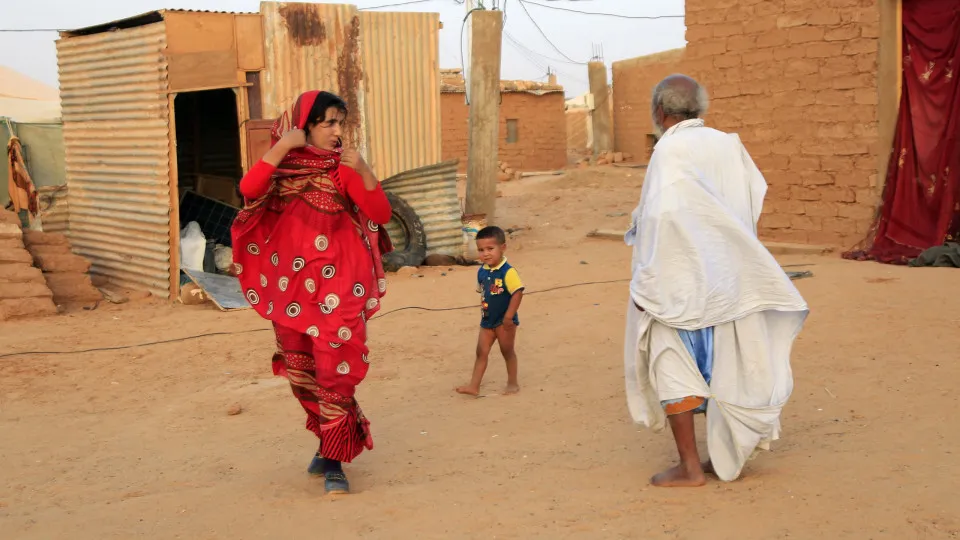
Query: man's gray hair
651 74 709 120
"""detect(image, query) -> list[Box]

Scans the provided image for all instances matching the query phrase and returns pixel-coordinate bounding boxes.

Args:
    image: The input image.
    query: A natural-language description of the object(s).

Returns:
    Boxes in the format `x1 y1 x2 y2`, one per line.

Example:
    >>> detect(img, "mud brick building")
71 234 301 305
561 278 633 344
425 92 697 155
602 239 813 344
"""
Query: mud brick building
613 0 901 248
441 69 567 172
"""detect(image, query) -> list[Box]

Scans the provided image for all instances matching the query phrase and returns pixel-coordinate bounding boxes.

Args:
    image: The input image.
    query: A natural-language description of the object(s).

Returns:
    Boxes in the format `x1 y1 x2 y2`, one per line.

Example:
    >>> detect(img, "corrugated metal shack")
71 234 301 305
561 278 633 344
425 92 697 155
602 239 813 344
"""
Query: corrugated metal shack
56 3 444 298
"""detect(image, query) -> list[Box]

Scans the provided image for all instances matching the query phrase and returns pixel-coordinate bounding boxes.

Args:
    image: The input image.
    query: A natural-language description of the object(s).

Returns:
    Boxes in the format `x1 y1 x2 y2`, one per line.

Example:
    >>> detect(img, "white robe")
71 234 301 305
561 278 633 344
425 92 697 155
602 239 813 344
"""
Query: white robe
623 119 809 482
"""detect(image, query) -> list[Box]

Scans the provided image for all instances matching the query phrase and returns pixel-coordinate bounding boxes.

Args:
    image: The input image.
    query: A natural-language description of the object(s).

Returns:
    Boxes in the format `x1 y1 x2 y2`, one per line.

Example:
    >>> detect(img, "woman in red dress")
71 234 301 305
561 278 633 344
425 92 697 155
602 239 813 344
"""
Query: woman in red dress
231 90 392 494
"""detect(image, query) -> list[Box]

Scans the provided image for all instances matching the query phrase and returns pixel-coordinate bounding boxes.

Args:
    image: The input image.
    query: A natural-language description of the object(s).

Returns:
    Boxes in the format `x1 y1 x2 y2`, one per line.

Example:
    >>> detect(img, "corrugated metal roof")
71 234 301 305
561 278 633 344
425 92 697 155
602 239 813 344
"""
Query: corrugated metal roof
64 9 254 35
382 160 462 257
261 2 367 154
164 9 254 14
57 22 173 297
360 11 442 181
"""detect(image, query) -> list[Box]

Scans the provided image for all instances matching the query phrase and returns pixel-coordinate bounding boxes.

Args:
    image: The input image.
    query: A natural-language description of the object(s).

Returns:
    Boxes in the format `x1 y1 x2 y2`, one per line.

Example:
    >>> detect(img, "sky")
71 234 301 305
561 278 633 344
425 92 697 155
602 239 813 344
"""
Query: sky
0 0 686 98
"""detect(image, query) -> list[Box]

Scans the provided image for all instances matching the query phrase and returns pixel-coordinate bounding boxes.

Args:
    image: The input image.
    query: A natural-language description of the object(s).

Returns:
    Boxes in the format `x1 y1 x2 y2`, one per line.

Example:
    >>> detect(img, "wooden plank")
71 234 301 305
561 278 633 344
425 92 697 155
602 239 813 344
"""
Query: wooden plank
167 50 240 92
586 229 626 240
167 94 181 300
246 72 263 120
196 175 242 208
245 119 275 170
235 14 265 71
164 11 236 54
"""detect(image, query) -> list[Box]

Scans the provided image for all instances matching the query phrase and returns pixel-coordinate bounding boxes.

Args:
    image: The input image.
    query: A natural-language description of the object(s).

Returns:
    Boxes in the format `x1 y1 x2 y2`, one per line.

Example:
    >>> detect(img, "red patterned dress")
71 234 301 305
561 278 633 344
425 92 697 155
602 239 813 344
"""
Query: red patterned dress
231 91 392 463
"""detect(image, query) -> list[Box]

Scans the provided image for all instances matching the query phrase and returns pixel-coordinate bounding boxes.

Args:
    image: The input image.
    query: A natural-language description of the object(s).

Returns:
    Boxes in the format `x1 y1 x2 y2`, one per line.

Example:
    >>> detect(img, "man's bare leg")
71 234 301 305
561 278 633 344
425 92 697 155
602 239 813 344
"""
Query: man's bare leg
456 328 497 396
651 409 707 487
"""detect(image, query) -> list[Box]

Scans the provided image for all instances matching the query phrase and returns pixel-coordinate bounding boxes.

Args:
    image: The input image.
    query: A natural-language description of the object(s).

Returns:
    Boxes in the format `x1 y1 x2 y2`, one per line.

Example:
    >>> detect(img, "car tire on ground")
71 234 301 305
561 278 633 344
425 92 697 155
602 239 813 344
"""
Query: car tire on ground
381 191 427 272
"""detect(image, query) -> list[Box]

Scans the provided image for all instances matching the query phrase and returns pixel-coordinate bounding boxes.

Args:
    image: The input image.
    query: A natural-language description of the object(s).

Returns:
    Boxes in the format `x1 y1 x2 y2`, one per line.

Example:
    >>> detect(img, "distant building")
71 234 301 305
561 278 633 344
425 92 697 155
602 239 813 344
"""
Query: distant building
441 69 567 172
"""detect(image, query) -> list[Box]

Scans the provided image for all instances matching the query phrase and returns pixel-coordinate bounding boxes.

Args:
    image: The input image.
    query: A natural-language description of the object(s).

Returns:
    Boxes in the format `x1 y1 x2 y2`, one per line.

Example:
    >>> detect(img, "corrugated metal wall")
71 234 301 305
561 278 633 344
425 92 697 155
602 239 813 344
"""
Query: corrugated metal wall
57 23 173 297
359 11 441 180
260 2 366 154
382 160 461 256
38 186 69 235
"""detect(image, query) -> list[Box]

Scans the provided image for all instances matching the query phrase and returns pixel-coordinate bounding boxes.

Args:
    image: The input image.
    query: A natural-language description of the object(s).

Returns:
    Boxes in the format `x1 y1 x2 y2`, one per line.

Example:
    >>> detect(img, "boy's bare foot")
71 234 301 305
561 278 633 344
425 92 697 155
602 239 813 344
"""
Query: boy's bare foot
650 464 707 488
455 385 479 396
503 383 520 395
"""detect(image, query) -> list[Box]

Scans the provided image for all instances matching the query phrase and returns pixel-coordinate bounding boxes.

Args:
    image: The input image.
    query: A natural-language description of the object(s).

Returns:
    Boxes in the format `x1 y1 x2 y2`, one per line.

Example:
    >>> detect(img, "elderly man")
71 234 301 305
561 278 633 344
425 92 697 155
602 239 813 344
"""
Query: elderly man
623 74 809 487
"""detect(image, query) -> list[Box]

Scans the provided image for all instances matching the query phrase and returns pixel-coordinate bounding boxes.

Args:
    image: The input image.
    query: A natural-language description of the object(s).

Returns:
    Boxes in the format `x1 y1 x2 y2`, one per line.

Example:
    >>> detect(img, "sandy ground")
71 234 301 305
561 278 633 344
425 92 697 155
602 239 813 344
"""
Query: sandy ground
1 166 958 540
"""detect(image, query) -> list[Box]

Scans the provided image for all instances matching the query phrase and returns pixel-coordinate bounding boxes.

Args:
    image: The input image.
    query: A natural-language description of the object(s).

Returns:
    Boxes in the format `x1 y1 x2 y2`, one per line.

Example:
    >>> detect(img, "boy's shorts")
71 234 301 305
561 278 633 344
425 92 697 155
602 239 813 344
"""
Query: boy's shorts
481 312 519 330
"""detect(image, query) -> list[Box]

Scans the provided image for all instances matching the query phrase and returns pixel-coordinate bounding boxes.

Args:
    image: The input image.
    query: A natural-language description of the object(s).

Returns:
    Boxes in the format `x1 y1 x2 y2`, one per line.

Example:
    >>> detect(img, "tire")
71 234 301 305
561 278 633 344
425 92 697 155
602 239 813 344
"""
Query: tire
381 191 427 272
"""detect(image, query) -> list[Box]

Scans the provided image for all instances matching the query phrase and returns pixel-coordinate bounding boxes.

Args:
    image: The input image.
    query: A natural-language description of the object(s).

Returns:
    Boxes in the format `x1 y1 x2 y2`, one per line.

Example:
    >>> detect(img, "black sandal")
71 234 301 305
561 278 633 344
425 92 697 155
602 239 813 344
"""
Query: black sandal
324 470 350 494
307 452 325 476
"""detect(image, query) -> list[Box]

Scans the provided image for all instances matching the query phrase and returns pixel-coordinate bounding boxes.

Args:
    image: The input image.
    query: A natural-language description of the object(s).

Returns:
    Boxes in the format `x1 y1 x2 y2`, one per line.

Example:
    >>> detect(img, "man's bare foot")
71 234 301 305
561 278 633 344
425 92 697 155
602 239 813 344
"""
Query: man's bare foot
503 383 520 395
650 464 707 487
701 460 714 475
455 385 479 396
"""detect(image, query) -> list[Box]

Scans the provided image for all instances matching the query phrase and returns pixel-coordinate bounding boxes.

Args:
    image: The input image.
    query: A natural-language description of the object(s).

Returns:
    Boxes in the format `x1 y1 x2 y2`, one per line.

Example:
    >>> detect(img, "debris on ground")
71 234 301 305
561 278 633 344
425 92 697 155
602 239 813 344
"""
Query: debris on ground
576 151 633 168
497 161 523 182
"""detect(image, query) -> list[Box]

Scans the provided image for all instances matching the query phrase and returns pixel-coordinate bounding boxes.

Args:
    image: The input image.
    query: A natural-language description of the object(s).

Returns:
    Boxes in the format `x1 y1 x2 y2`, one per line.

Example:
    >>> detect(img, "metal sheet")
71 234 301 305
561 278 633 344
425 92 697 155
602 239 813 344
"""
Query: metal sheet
359 11 441 180
381 160 461 257
37 186 69 235
260 2 366 154
57 23 173 297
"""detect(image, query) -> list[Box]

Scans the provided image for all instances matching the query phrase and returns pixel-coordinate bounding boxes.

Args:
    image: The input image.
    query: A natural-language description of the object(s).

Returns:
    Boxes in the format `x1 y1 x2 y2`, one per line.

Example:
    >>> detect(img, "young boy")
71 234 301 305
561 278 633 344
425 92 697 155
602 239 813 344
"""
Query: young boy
456 226 524 396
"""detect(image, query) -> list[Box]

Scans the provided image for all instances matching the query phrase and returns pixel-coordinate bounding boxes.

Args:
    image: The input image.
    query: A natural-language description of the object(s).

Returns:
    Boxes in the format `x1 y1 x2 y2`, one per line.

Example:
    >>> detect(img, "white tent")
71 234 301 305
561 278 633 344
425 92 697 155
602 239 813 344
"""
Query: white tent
0 66 61 122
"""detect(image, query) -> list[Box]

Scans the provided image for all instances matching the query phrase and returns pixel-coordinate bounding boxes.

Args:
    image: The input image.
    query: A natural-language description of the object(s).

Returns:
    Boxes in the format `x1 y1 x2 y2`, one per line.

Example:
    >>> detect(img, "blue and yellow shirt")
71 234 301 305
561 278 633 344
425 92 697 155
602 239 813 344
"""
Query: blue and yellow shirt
477 258 524 329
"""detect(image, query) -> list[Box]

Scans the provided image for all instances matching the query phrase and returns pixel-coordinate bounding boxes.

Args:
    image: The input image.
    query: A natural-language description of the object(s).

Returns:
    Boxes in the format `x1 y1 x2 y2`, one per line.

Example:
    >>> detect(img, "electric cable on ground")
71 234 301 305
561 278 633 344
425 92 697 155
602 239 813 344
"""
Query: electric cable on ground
0 277 632 359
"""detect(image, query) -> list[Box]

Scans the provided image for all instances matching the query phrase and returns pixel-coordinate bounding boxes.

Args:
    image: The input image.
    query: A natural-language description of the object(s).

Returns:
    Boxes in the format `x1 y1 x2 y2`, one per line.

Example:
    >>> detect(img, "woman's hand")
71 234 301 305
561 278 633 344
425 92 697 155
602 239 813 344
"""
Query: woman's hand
341 149 371 175
262 130 306 167
277 129 307 151
342 149 379 191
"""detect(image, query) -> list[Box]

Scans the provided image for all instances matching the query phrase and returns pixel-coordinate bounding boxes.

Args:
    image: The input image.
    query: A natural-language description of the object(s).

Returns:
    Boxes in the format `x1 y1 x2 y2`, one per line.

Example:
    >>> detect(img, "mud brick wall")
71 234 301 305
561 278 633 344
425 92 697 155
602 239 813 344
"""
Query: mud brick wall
681 0 882 246
565 108 590 157
0 211 58 320
612 48 686 165
441 92 568 173
23 230 103 306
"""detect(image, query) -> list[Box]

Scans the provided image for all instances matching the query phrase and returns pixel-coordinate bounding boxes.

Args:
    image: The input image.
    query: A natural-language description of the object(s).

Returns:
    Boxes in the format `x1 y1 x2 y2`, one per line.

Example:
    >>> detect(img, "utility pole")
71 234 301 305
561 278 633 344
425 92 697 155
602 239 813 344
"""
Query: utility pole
463 6 503 222
588 61 613 156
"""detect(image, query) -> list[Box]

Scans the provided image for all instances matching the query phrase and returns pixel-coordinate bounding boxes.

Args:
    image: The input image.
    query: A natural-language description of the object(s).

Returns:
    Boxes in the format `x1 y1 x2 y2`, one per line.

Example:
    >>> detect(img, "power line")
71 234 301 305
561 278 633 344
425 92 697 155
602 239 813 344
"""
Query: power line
515 0 586 65
359 0 436 10
503 30 581 67
503 31 587 85
519 0 684 20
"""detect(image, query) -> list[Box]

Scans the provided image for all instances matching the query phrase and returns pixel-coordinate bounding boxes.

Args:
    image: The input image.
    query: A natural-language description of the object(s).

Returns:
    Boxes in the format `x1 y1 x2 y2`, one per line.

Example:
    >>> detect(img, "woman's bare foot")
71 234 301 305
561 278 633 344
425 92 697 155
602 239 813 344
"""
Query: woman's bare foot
503 383 520 395
455 385 479 396
650 464 707 487
701 460 714 476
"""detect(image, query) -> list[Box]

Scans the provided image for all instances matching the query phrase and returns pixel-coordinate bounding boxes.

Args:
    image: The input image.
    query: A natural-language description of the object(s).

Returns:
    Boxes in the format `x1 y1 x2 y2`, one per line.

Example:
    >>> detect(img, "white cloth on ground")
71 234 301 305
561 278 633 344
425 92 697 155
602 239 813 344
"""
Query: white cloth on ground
623 119 809 482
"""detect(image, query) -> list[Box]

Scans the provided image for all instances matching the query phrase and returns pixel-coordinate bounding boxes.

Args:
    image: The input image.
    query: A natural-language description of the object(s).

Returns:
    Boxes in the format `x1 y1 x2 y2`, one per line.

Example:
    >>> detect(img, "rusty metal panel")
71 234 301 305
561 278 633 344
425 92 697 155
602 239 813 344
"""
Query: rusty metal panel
260 2 365 152
359 11 441 180
57 23 173 297
38 186 69 235
381 160 461 257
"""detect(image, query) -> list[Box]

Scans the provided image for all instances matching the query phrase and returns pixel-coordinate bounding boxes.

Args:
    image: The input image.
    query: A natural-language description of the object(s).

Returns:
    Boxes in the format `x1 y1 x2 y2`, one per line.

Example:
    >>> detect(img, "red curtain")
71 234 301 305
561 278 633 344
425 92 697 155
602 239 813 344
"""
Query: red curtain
845 0 960 264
